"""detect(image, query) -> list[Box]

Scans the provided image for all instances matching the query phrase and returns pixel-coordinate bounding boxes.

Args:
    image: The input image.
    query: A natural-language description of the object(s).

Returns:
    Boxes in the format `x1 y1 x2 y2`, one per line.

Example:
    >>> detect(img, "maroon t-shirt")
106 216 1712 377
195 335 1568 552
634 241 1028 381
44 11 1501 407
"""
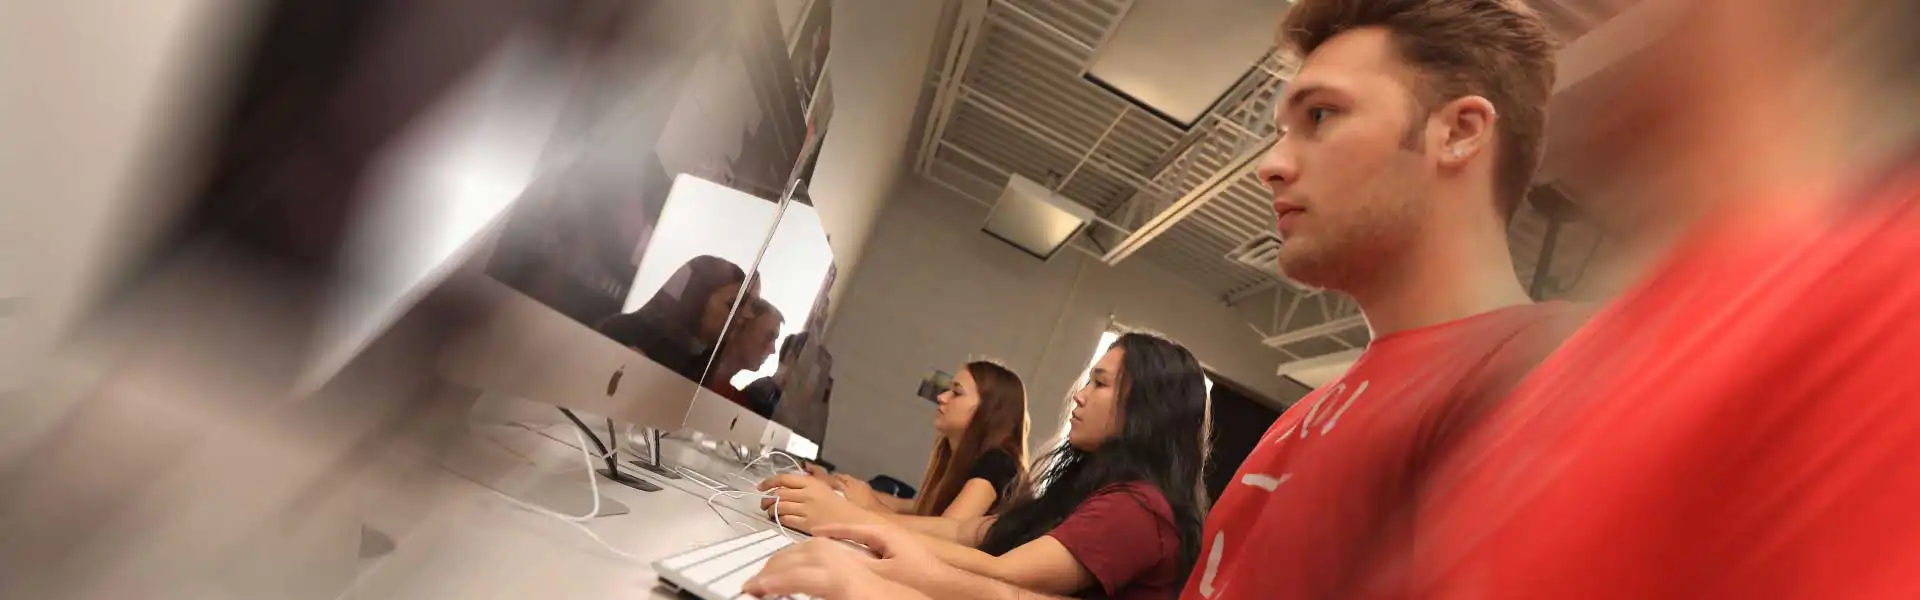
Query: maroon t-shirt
1046 482 1182 600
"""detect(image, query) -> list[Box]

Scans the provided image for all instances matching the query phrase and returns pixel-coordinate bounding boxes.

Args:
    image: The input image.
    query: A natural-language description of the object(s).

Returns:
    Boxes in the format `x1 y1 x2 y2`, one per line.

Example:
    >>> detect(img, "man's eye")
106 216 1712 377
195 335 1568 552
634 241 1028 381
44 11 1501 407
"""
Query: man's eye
1307 107 1335 125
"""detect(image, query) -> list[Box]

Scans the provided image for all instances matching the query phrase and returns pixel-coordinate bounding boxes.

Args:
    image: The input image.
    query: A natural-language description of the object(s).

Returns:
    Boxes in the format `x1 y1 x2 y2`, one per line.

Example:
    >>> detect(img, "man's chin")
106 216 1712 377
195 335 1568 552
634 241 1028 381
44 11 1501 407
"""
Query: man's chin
1275 252 1341 290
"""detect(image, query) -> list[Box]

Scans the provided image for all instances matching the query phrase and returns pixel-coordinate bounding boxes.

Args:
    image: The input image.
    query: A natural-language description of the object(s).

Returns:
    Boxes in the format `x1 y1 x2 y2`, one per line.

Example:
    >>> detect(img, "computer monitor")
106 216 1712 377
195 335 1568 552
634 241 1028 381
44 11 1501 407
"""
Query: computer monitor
740 198 837 450
468 1 811 477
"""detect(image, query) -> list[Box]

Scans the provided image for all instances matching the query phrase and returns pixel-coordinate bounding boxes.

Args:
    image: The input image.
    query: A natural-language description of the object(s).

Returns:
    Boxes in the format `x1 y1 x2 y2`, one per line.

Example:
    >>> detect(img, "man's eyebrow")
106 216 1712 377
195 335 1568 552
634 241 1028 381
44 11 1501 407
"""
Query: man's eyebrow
1281 82 1328 113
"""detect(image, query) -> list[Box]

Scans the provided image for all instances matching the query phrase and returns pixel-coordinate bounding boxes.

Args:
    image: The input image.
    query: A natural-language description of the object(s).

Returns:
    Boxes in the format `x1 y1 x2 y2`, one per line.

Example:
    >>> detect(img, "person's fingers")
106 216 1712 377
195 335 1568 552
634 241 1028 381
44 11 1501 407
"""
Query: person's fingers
757 473 814 491
766 497 804 518
743 566 839 598
759 541 822 574
760 486 798 511
777 514 810 532
811 523 901 556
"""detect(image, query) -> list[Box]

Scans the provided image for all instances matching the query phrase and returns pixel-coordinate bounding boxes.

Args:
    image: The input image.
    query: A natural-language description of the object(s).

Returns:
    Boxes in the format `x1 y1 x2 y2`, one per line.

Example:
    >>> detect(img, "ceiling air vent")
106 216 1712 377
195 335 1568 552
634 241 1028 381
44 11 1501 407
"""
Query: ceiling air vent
1225 232 1318 294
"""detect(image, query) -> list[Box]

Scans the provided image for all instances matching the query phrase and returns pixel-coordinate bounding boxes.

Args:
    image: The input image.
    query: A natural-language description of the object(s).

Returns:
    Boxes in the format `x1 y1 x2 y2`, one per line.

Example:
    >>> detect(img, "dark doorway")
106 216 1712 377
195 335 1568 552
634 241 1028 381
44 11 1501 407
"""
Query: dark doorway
1203 373 1284 503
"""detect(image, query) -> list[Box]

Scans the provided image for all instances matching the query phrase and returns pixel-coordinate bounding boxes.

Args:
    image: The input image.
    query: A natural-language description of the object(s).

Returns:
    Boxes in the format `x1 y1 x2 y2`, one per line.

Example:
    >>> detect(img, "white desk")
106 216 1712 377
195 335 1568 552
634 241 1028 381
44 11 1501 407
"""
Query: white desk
342 425 797 600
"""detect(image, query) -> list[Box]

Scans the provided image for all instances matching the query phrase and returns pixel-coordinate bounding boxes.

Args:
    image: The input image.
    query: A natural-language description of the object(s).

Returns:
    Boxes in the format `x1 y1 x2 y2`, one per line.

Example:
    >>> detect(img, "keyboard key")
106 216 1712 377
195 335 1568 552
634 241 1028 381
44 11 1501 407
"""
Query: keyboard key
679 534 792 584
657 529 777 571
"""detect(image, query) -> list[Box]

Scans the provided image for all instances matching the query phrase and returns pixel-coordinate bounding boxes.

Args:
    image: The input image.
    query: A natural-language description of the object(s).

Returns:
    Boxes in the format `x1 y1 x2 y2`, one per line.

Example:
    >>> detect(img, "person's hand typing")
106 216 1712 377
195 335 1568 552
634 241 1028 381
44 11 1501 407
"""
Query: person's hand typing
831 474 885 512
758 474 881 533
744 523 943 600
804 462 833 481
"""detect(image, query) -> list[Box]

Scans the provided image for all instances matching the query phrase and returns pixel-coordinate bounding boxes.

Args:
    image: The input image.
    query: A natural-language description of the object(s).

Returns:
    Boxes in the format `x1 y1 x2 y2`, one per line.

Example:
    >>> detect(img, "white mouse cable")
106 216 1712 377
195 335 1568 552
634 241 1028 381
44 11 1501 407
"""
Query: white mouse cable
478 426 657 562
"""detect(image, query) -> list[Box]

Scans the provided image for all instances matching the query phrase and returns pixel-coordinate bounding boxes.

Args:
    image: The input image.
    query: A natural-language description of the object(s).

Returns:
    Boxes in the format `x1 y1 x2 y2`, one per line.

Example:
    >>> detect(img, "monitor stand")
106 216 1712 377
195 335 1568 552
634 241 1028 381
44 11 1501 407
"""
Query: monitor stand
627 427 683 479
594 418 663 492
425 380 636 516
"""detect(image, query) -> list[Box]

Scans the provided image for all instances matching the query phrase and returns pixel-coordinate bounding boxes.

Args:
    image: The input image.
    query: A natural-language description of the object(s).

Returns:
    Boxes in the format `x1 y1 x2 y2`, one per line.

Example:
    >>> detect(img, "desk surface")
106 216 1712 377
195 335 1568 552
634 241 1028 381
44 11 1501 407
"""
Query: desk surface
342 426 798 600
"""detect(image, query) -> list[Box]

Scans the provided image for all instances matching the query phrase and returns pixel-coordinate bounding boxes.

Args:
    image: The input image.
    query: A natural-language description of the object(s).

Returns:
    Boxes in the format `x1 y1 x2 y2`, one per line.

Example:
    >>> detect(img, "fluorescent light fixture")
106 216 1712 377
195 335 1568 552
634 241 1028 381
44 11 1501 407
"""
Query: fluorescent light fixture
983 174 1094 260
1084 0 1291 126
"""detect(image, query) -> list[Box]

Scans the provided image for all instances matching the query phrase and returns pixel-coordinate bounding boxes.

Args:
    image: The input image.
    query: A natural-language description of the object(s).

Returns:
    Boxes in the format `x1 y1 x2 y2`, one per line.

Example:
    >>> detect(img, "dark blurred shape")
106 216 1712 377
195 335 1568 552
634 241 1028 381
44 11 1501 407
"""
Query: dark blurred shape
744 331 810 417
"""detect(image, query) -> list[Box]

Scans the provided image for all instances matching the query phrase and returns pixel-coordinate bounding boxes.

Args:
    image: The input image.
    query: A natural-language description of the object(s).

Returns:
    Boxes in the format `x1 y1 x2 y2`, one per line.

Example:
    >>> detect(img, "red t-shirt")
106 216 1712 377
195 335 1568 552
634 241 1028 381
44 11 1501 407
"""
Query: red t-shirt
1414 181 1920 599
1048 482 1183 600
1178 302 1586 600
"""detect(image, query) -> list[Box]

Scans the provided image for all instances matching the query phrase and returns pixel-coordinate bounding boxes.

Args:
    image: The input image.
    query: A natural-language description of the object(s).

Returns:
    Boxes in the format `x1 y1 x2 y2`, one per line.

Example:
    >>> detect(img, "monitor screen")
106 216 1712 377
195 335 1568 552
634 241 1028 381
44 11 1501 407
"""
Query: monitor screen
482 2 807 398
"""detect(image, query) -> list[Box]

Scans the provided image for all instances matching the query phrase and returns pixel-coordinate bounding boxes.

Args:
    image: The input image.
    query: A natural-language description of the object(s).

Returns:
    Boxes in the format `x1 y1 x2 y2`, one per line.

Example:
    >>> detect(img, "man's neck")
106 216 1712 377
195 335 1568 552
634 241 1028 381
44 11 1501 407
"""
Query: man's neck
1347 223 1532 338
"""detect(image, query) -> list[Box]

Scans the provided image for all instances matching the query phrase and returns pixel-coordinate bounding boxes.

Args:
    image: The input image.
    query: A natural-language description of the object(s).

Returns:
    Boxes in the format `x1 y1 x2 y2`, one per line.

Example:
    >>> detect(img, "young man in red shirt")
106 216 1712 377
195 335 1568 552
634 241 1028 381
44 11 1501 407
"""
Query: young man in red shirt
1409 0 1920 597
1180 2 1577 599
745 0 1581 597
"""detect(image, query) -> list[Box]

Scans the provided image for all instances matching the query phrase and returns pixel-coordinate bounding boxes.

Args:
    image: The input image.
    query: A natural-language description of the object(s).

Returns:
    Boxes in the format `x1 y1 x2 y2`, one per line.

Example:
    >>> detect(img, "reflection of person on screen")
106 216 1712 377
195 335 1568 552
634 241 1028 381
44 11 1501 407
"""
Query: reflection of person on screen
744 332 807 417
704 298 783 409
595 255 755 381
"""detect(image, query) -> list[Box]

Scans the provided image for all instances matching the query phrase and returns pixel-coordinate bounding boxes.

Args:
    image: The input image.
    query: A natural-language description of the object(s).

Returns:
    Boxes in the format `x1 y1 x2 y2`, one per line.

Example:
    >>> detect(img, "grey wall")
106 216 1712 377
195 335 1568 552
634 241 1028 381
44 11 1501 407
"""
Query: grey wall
817 174 1308 483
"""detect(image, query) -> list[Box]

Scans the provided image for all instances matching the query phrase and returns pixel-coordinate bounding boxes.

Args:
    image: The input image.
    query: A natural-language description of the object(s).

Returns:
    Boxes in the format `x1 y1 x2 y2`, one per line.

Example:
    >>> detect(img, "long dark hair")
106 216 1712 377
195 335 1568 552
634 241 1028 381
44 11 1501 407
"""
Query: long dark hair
632 255 748 343
979 333 1212 589
916 361 1031 516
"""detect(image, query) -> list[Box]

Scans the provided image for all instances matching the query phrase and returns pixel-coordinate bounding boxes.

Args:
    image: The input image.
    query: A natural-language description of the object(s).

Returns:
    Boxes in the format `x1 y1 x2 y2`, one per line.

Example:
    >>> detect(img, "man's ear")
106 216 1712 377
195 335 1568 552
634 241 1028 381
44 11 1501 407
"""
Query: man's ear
1435 95 1497 168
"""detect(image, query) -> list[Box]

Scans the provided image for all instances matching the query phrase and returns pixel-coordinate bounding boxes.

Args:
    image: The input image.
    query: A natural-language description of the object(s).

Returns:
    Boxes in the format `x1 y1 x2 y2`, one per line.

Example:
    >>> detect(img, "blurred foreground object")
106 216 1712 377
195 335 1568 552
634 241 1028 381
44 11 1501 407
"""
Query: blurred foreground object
0 0 720 597
1408 0 1920 598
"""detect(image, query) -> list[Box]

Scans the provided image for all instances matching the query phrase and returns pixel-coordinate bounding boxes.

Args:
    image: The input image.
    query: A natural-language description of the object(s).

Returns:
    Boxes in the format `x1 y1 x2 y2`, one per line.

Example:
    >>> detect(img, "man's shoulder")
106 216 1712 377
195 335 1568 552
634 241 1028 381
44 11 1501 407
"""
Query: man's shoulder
1481 301 1590 366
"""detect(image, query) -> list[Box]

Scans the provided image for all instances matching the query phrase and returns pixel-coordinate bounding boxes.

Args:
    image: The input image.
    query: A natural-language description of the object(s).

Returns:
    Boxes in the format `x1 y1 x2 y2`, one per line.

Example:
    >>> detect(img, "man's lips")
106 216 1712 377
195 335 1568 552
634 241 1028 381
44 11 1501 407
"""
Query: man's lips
1274 201 1305 235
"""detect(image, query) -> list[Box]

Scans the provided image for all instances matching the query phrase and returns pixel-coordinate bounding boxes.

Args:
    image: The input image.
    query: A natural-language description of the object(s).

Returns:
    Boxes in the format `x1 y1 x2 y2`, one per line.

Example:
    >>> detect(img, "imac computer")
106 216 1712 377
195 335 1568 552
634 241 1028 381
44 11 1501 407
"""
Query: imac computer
460 0 815 489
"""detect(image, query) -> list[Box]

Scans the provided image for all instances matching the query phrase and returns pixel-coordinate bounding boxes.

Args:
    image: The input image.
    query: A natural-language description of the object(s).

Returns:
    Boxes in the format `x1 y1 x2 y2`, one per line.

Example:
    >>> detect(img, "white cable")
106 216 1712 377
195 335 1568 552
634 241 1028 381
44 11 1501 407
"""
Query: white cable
742 451 806 477
704 488 804 542
479 427 653 562
554 427 604 523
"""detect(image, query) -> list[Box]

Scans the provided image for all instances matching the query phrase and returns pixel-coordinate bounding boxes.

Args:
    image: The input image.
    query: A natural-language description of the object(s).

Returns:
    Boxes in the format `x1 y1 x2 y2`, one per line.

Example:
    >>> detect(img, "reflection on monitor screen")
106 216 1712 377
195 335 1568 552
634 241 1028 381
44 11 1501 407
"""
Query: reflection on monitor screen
487 168 780 387
728 201 833 388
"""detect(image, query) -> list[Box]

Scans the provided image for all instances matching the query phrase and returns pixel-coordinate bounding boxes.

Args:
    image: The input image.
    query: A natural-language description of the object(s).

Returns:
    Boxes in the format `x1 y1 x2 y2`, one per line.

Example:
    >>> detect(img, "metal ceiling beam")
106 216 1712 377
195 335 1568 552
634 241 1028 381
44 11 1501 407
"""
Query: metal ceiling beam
1262 314 1365 348
1278 348 1364 377
959 87 1171 194
1057 107 1129 193
1223 280 1278 306
996 0 1096 53
1101 137 1272 265
934 140 1134 233
915 0 990 176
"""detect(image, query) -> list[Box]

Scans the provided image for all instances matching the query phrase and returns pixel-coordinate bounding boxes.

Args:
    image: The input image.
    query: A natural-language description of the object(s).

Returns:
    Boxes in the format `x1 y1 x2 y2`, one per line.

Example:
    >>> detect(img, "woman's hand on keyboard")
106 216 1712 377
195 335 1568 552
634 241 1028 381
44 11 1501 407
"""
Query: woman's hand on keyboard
831 475 886 512
758 474 884 533
743 533 931 600
812 523 950 593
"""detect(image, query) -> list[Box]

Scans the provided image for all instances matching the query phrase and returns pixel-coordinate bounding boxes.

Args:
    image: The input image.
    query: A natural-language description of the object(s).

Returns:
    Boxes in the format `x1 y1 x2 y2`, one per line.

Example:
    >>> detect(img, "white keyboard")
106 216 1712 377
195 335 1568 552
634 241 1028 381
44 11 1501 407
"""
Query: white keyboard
654 528 810 600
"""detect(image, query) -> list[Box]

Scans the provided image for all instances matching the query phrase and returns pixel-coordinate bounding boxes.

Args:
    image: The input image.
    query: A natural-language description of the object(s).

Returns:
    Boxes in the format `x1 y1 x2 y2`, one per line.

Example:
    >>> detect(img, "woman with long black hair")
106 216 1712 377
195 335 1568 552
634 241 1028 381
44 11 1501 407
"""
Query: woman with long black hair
761 332 1211 599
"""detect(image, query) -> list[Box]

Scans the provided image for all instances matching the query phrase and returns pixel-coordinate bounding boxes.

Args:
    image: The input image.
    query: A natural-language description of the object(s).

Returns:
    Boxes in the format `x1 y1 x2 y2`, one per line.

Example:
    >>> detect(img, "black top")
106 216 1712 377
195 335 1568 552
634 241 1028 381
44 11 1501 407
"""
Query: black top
967 449 1022 511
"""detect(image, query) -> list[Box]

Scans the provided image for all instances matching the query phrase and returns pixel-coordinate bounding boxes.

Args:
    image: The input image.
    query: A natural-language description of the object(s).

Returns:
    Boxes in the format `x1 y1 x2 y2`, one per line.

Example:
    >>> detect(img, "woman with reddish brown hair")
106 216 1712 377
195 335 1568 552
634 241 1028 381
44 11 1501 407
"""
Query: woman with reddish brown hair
814 360 1032 523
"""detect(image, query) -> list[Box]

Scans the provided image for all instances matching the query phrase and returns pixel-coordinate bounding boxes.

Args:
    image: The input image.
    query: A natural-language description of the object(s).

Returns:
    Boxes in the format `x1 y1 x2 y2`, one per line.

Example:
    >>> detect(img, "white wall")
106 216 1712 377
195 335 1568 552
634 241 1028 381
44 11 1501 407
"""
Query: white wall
818 175 1305 482
808 0 946 307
